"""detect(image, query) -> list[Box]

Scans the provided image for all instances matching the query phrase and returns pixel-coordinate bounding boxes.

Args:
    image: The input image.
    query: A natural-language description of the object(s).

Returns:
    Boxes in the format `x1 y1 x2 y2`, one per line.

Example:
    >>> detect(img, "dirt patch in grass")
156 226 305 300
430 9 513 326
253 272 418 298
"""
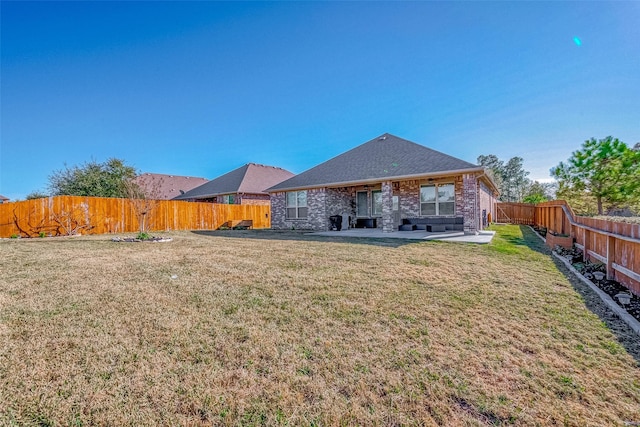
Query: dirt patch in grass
1 226 639 426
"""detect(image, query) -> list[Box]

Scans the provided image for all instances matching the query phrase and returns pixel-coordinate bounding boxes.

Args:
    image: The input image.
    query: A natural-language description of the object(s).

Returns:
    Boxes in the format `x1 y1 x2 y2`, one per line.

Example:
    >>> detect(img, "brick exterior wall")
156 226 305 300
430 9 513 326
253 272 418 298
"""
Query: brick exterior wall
270 192 287 229
381 181 394 232
270 174 485 233
398 180 420 217
270 188 328 230
462 174 479 234
478 181 497 227
326 188 356 226
397 177 464 221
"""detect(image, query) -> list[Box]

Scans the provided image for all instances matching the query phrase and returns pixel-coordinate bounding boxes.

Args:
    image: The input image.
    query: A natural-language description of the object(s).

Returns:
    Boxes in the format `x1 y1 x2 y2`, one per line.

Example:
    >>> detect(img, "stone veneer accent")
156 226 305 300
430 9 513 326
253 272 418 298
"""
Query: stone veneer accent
462 174 479 234
381 181 394 232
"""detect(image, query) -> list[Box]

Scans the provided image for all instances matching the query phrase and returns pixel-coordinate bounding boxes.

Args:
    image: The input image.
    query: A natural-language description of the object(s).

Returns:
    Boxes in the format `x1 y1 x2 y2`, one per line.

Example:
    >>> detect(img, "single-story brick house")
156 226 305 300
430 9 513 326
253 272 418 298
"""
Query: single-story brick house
267 133 499 234
174 163 294 205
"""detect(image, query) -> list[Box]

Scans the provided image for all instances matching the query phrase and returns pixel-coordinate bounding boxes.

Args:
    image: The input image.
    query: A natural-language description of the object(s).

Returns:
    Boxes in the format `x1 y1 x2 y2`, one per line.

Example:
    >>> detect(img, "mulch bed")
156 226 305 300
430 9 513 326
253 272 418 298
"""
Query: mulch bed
553 245 640 322
111 236 173 243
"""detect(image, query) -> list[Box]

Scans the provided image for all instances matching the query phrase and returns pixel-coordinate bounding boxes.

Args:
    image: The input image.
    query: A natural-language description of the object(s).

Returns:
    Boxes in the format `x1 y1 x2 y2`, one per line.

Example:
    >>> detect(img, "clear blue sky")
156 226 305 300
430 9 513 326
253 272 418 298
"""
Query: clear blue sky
1 1 639 200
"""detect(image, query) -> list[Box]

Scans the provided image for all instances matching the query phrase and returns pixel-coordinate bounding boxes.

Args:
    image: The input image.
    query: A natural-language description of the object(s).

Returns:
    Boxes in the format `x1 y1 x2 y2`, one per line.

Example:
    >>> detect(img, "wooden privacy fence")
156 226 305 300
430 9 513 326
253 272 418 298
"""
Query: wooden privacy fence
535 200 640 295
0 196 270 238
496 202 536 225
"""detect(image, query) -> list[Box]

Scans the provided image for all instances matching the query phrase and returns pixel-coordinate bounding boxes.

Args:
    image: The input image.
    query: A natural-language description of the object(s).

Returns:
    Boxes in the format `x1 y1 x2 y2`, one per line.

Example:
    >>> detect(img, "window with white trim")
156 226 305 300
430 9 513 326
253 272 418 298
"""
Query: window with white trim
420 183 455 215
286 190 308 219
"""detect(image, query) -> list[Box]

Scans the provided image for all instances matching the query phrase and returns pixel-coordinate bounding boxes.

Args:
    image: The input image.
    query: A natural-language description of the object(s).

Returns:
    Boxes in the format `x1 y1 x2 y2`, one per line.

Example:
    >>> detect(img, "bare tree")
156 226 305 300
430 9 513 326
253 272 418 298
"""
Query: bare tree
123 175 165 235
12 203 95 237
50 203 95 236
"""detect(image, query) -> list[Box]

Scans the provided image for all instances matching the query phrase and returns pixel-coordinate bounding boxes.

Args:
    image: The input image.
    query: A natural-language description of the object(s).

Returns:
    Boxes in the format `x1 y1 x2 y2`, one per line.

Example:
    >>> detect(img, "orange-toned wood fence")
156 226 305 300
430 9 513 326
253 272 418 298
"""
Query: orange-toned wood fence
0 196 271 237
496 201 640 294
535 201 640 295
495 202 536 225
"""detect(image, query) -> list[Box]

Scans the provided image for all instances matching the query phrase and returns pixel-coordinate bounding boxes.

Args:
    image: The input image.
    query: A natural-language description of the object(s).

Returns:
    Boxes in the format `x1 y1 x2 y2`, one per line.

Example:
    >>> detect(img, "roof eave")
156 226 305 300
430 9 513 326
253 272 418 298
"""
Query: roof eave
175 191 267 200
268 167 486 193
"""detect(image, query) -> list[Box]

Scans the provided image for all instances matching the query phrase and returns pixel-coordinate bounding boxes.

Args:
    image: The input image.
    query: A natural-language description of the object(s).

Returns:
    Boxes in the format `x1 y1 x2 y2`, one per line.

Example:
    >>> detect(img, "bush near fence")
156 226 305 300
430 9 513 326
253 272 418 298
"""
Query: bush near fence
0 196 270 238
498 200 640 295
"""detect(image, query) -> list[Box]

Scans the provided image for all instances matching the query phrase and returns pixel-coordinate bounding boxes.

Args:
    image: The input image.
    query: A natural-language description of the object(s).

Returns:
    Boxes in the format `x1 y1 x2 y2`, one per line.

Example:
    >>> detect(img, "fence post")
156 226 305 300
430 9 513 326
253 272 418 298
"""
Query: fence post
583 228 590 262
606 235 615 280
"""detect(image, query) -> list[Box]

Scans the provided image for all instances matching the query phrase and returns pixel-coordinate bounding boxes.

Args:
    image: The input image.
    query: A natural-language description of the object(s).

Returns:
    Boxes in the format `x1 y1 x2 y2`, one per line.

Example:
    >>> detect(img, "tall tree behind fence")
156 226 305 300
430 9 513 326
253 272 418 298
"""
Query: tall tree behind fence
0 196 270 237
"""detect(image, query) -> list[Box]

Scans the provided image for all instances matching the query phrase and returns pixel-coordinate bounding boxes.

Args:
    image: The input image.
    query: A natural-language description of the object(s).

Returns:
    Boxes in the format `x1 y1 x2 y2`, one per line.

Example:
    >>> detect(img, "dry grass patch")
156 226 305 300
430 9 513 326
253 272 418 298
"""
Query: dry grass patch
1 226 639 426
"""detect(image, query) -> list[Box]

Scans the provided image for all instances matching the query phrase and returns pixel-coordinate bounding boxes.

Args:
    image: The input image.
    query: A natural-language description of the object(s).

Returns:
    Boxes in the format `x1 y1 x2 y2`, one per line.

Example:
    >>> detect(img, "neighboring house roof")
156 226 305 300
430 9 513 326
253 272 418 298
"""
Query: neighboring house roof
268 133 483 191
174 163 295 200
0 195 9 201
134 173 209 200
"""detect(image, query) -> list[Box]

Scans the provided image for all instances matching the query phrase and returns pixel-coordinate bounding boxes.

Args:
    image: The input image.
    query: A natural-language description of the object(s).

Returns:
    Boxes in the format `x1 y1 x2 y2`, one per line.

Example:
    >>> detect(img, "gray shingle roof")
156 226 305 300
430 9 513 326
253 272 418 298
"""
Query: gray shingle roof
268 133 480 191
174 163 294 200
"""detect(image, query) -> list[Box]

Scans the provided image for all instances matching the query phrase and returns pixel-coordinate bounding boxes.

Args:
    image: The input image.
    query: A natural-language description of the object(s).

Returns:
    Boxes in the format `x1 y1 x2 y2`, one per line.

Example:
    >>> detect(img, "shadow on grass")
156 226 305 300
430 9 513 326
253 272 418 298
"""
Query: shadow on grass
190 229 428 249
517 225 640 364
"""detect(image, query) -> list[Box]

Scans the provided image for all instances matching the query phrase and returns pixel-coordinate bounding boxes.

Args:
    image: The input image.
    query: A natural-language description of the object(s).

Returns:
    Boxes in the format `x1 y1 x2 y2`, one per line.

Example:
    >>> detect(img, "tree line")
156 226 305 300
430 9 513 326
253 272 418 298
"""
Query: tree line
478 136 639 215
26 136 640 216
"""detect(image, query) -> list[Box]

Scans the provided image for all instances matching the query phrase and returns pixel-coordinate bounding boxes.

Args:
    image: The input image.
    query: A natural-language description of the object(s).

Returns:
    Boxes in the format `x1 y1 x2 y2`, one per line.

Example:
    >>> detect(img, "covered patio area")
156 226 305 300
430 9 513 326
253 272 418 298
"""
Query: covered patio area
308 228 496 243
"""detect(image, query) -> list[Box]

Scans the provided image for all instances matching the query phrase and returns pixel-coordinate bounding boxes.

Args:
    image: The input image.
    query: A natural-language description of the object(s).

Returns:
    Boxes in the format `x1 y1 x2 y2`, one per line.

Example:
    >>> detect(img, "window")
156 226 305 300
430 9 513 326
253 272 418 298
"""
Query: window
218 194 234 204
286 190 308 219
420 183 455 215
372 190 382 216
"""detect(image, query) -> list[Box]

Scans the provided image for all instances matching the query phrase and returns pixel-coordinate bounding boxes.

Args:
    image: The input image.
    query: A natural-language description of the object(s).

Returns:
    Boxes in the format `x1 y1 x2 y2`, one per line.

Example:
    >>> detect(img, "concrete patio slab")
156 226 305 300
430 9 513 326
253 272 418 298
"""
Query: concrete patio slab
308 229 495 243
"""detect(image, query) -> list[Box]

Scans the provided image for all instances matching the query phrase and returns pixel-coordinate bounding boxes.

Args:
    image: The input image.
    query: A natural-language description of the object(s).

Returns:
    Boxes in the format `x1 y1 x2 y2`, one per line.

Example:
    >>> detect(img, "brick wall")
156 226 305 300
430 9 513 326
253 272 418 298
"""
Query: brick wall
270 174 483 232
270 188 328 230
326 187 355 225
478 181 497 227
398 177 465 221
462 174 479 234
398 180 420 217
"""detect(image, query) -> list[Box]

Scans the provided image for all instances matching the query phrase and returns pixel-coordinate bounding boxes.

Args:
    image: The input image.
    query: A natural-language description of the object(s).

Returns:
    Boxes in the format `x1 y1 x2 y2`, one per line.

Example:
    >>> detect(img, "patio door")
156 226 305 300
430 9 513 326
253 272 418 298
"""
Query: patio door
392 195 401 227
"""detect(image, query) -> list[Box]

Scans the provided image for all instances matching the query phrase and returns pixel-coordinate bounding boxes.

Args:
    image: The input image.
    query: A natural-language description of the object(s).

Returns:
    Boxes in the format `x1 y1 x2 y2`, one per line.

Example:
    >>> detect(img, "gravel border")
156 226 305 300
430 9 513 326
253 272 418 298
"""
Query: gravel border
529 226 640 337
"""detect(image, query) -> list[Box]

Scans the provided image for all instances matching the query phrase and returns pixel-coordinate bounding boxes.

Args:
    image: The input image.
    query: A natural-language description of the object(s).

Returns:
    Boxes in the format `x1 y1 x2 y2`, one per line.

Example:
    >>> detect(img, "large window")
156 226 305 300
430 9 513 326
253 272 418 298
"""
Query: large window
286 190 308 219
420 183 455 215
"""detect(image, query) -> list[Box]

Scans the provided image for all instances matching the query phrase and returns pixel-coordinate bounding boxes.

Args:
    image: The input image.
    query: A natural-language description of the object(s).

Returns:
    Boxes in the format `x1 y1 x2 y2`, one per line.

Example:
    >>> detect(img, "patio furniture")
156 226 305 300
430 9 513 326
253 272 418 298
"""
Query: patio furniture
399 217 463 231
355 218 377 228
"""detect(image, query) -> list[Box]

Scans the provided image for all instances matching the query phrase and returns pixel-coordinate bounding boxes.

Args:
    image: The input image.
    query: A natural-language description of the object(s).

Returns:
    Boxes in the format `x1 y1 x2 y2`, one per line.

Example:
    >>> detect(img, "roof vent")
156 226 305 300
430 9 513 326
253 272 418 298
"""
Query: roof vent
379 136 387 140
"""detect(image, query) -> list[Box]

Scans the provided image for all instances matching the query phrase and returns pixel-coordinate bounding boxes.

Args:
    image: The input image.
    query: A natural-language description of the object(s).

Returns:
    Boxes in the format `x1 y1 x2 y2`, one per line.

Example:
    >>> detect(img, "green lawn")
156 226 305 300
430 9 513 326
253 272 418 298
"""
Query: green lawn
1 225 639 426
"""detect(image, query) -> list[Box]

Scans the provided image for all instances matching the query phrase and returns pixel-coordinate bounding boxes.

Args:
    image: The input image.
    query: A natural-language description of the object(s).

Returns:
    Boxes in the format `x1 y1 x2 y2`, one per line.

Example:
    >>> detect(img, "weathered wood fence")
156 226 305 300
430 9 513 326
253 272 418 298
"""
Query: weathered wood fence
498 201 640 295
0 196 270 237
495 202 536 225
